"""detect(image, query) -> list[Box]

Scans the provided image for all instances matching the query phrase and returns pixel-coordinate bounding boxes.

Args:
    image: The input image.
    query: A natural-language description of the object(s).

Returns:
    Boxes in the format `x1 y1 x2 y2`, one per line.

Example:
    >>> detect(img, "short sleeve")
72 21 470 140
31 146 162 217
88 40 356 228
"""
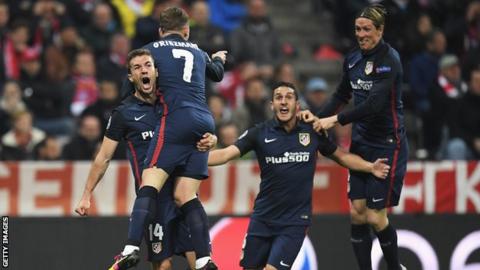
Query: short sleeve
104 109 126 142
317 133 337 156
234 125 260 156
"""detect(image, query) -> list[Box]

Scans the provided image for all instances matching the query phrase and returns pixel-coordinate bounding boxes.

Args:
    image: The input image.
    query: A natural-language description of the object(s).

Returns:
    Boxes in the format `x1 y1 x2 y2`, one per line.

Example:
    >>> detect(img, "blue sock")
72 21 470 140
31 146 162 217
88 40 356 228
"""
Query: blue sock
127 186 157 246
351 224 373 270
375 224 401 270
180 198 210 258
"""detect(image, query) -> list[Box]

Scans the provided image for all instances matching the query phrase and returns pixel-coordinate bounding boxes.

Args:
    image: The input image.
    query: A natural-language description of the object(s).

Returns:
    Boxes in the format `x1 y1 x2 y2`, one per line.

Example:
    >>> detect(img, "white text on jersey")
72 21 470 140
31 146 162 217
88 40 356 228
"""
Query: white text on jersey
265 152 310 164
141 131 154 140
152 40 200 51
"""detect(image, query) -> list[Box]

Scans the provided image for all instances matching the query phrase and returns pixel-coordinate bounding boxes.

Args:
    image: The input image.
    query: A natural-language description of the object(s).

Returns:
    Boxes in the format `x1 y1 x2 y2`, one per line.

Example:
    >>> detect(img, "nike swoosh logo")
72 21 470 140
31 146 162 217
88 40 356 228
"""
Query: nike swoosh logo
348 63 355 69
372 198 384 202
134 114 146 121
264 138 277 143
280 261 290 267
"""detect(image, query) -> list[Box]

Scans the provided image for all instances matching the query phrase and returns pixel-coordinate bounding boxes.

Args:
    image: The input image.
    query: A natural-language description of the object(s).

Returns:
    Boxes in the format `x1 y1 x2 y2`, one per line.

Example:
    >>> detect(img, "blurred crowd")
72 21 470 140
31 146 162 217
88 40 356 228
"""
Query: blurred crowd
0 0 479 161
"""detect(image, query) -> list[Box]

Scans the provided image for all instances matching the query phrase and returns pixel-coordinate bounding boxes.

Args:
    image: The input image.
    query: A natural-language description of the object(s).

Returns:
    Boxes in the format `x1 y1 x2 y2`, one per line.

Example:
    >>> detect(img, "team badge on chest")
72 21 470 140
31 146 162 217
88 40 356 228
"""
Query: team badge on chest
299 133 310 146
152 242 162 254
365 61 373 75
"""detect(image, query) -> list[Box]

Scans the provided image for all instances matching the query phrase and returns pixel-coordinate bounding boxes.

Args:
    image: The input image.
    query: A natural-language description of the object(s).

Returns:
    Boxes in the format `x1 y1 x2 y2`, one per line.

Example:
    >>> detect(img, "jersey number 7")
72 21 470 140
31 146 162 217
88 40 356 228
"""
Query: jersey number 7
172 49 194 83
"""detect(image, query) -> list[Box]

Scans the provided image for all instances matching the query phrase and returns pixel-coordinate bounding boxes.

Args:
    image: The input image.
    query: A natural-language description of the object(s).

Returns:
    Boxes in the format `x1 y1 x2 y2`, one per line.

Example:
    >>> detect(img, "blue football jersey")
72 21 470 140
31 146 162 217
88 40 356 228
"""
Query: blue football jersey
319 40 406 148
105 95 173 200
234 119 337 225
143 34 212 114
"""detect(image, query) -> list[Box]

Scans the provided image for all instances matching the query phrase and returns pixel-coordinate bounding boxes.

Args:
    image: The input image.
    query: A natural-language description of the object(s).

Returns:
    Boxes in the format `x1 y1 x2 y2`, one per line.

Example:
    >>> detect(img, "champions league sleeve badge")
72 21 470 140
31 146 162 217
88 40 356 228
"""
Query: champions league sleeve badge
365 61 373 75
299 133 310 146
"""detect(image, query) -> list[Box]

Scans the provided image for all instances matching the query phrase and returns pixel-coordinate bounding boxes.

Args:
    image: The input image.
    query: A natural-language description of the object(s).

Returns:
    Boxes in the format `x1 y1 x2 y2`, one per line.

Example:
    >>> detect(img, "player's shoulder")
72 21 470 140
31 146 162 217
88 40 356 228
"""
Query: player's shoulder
369 42 401 76
120 95 138 107
377 42 401 65
114 96 138 114
252 120 270 133
142 41 157 50
297 122 322 139
298 121 328 136
297 120 312 130
346 46 362 59
239 121 269 140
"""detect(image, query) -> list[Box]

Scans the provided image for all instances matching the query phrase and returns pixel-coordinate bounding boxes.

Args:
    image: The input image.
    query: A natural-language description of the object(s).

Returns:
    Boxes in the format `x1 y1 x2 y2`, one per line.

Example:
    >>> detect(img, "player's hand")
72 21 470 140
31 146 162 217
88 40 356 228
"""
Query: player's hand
197 132 217 151
298 110 316 123
313 115 337 132
212 51 227 64
75 196 91 216
372 158 390 179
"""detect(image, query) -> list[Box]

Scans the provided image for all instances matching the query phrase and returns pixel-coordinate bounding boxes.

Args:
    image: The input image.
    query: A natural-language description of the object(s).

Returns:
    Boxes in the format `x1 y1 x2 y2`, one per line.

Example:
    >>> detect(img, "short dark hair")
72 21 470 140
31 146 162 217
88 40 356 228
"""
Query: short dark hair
126 48 153 73
357 4 387 29
159 7 189 32
272 81 298 100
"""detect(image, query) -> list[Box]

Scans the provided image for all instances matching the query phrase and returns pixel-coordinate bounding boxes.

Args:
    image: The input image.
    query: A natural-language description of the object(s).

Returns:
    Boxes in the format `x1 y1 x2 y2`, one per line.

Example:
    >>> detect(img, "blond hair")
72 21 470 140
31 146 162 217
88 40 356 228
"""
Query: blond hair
358 4 387 29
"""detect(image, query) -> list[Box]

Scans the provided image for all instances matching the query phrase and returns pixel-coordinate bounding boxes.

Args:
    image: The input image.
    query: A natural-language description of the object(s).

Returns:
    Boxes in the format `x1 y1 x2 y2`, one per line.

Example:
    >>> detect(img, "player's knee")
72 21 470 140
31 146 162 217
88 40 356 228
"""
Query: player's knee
174 190 196 206
350 207 367 224
366 212 387 231
366 213 379 226
264 264 278 270
173 191 187 206
141 168 168 190
152 259 172 270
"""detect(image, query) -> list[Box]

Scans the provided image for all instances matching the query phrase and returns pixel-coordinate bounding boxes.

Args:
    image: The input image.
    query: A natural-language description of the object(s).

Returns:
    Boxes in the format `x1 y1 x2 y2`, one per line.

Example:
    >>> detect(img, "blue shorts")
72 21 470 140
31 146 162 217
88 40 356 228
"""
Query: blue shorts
348 139 408 209
146 200 194 262
240 219 307 269
145 108 214 180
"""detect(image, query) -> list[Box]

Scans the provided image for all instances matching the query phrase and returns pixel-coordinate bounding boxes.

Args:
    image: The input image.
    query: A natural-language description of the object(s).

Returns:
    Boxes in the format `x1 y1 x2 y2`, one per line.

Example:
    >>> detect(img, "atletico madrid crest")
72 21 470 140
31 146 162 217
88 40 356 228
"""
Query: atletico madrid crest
299 133 310 146
152 242 162 254
365 61 373 75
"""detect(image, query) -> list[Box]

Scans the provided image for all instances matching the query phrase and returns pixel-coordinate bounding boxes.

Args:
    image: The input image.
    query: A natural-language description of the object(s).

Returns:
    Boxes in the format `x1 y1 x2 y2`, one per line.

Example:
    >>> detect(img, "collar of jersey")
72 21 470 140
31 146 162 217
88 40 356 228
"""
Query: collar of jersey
126 95 155 106
162 33 186 41
270 117 302 132
361 39 385 57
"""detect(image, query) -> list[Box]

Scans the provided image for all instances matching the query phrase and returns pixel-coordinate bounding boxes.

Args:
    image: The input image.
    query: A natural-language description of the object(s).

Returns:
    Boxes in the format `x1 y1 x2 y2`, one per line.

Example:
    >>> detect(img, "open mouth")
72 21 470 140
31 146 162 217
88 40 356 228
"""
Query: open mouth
141 77 152 90
279 107 289 114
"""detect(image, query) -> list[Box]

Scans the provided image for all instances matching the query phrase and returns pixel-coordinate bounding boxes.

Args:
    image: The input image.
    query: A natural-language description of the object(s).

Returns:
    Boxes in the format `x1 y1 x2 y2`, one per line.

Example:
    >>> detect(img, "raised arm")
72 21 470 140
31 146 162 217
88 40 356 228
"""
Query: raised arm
75 137 119 216
208 145 241 166
328 148 390 179
206 51 227 82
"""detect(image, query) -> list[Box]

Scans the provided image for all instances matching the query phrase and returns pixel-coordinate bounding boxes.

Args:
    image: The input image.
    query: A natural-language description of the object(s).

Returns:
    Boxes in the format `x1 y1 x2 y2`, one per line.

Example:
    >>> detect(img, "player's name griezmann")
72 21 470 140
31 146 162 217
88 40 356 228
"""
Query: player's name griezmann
153 40 200 51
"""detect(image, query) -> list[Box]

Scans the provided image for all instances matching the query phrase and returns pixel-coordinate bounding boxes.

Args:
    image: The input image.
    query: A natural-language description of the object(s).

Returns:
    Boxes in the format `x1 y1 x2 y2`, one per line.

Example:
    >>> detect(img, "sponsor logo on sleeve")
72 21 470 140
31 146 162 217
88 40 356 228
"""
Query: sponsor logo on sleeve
376 66 392 73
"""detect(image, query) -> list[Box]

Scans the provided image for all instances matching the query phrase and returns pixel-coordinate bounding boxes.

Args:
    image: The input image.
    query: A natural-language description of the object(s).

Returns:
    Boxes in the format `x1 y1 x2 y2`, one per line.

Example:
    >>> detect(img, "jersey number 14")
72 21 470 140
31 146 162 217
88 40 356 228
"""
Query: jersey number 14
148 223 164 241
